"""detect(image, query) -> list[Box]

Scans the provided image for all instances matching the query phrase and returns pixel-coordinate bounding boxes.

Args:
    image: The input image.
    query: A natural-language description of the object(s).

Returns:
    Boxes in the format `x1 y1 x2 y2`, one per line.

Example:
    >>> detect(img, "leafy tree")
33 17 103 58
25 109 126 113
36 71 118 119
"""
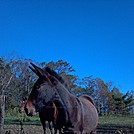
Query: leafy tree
110 87 122 115
0 57 36 110
0 57 13 96
77 76 96 97
111 89 133 115
46 60 75 74
122 92 133 115
0 56 133 117
130 90 134 114
94 78 109 115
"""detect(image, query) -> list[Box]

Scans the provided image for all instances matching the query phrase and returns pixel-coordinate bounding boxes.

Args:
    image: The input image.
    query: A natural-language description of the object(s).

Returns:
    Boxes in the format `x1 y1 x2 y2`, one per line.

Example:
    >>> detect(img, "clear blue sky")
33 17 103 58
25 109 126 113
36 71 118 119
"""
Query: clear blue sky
0 0 134 93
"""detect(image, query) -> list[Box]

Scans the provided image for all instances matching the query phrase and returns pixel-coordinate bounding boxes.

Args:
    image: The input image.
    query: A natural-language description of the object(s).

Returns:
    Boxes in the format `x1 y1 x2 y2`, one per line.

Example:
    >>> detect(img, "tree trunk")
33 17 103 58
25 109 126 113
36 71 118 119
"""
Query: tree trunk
0 95 5 134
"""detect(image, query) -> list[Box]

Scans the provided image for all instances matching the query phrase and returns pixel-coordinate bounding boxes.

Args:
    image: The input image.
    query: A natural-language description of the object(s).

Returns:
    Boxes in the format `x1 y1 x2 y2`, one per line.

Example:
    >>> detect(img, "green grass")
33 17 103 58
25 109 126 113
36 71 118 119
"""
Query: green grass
4 116 41 125
4 115 134 126
99 116 134 125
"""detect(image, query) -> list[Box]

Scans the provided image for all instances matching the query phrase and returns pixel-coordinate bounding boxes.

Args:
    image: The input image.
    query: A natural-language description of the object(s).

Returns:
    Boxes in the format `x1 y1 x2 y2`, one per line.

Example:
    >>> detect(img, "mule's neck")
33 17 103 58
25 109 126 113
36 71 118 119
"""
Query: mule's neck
54 82 77 121
55 82 75 107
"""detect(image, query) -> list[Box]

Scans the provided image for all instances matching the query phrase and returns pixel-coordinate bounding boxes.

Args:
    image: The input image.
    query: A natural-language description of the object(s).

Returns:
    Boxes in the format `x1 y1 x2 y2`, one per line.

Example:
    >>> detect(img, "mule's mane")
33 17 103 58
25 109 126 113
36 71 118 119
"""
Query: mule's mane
44 67 69 89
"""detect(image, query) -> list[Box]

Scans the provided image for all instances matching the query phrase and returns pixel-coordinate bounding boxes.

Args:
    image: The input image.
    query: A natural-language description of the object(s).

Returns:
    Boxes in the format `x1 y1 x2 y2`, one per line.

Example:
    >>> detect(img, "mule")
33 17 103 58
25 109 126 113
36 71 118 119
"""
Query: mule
25 63 98 134
20 98 58 134
19 97 27 121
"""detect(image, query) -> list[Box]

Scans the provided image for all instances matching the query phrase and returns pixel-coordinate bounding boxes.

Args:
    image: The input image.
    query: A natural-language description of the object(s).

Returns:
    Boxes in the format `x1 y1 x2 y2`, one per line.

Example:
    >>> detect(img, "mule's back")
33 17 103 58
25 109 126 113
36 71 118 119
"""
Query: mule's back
78 95 98 133
79 94 96 106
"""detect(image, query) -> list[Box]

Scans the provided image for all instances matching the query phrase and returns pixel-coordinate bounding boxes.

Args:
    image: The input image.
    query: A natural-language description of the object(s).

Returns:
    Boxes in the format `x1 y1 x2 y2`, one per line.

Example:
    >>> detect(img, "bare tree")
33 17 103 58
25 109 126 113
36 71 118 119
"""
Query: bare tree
0 57 13 134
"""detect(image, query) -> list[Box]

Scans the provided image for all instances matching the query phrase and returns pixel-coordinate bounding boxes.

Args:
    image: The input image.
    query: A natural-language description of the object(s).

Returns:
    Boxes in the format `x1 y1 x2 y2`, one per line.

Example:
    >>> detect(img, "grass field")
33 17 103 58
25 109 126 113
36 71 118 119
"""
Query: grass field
4 115 134 134
5 115 134 125
98 116 134 125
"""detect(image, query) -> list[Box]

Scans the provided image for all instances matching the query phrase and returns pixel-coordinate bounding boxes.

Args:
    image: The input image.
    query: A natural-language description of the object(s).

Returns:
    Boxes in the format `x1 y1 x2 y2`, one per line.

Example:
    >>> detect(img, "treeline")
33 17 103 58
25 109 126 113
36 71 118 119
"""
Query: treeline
0 56 133 116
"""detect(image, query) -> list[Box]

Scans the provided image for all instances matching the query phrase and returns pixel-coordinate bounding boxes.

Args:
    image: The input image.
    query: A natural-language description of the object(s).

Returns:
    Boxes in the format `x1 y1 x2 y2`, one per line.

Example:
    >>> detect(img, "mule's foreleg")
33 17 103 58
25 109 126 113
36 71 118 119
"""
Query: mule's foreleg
48 121 53 134
54 126 57 134
53 122 57 134
40 118 46 134
43 123 46 134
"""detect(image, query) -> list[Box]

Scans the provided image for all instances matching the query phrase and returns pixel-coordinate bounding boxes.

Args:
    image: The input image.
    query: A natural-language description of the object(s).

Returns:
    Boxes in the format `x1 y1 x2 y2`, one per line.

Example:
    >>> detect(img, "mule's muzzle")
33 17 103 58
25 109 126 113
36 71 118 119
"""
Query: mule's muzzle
24 106 36 116
27 112 34 116
19 109 22 113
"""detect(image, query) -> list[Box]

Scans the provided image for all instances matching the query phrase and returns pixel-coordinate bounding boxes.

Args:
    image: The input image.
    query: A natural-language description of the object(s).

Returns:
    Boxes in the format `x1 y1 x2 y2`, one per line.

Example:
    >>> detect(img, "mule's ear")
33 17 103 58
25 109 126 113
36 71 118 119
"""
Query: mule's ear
29 62 46 77
29 66 38 75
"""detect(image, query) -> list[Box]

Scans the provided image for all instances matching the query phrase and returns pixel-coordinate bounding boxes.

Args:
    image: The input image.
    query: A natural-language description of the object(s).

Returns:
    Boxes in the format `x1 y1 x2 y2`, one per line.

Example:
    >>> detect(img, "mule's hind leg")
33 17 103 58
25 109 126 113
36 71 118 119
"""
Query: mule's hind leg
90 130 97 134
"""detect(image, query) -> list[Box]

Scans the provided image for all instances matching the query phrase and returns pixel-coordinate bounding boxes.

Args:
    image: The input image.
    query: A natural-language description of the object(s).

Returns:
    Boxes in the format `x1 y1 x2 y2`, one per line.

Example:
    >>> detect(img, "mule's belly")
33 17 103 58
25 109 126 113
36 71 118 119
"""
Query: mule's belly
67 96 98 133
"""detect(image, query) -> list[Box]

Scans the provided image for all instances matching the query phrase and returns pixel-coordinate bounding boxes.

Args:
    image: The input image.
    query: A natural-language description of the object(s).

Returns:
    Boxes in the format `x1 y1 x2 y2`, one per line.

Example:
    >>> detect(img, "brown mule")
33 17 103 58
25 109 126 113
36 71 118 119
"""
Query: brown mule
25 63 98 133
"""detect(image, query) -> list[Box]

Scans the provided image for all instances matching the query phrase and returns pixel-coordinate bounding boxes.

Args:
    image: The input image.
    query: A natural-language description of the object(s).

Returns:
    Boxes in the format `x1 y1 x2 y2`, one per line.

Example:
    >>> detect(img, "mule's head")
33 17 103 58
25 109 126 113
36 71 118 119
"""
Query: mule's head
25 63 58 116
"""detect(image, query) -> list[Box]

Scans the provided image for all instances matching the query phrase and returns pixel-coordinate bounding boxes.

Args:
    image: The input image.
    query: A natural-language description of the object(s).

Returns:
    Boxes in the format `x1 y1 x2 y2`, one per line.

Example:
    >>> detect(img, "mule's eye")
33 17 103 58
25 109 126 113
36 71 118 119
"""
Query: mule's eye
36 85 40 89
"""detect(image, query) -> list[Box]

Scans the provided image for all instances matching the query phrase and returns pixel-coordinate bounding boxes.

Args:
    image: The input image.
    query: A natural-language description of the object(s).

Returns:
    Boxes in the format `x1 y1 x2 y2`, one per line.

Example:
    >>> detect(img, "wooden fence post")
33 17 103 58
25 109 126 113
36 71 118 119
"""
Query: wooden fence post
0 95 5 134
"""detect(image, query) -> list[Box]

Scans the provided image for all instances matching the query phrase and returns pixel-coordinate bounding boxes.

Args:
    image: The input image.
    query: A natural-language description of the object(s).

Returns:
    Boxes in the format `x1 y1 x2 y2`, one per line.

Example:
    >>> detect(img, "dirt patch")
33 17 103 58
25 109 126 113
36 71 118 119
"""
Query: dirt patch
4 124 134 134
4 125 46 134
